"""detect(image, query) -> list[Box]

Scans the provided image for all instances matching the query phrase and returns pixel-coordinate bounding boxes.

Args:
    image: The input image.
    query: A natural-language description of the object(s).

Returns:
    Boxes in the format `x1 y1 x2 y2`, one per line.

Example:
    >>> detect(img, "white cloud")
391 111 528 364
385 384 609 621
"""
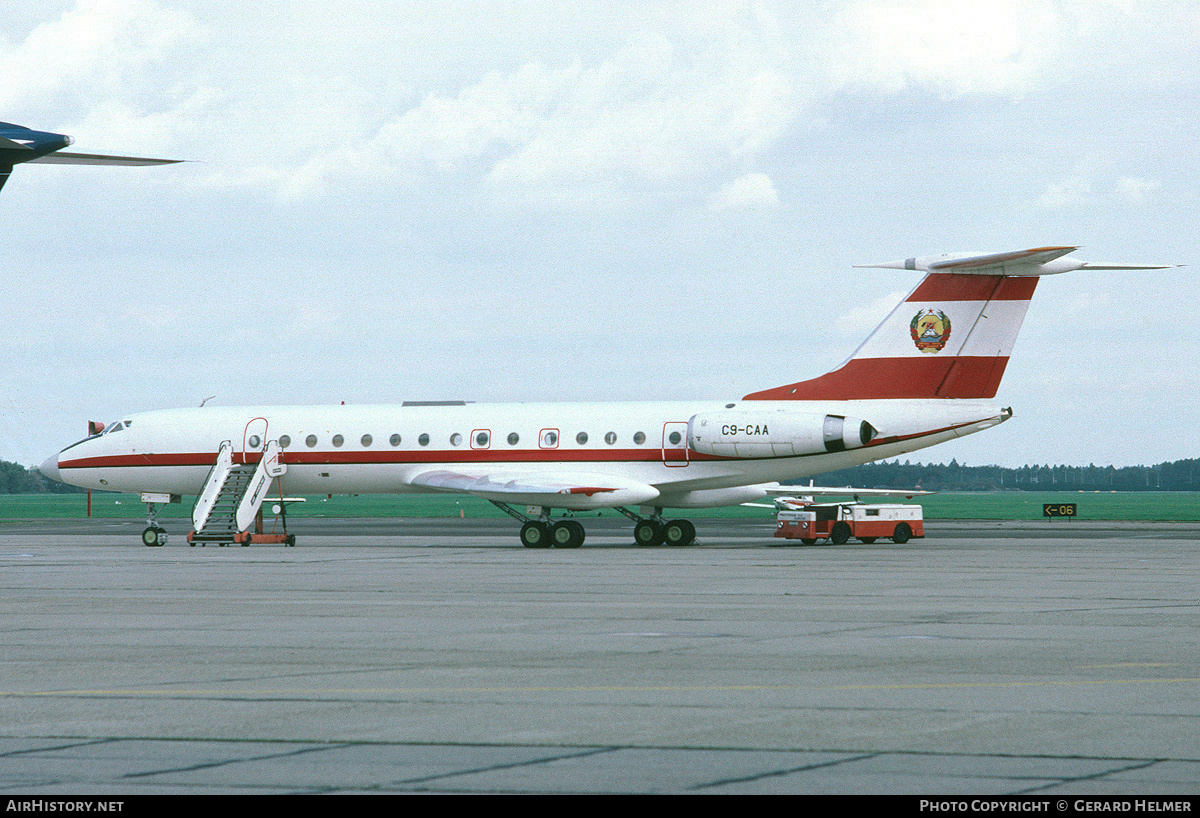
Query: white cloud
827 0 1060 98
707 172 781 211
0 0 209 149
281 26 798 203
1113 176 1162 203
1036 165 1165 209
1036 177 1093 209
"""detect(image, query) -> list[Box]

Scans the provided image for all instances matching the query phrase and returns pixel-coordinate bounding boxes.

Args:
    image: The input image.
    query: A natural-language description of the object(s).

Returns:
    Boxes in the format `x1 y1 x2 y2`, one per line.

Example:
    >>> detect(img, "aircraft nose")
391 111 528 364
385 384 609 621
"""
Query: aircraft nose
38 453 61 484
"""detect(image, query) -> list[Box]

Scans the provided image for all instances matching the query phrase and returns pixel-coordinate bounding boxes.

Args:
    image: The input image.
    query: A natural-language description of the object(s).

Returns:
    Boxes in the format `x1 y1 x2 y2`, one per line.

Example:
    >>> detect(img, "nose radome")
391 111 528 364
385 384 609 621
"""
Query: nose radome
38 453 61 483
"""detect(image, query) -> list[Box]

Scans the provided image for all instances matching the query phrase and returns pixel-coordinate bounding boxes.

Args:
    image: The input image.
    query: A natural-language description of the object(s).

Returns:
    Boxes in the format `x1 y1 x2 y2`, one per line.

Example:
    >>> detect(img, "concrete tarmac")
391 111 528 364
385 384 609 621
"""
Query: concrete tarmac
1 517 1197 795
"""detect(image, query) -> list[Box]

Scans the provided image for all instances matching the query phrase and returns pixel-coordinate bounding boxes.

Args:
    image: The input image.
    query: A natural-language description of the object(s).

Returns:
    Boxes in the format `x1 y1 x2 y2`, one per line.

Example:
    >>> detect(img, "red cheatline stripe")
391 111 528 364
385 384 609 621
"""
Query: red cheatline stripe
57 418 983 473
743 356 1011 401
906 274 1038 302
60 448 710 470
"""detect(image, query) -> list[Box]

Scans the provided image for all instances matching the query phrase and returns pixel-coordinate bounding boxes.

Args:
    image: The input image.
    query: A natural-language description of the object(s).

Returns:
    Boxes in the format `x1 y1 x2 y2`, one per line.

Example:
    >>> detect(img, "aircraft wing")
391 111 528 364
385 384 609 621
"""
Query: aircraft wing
407 469 661 509
27 151 182 166
760 483 932 498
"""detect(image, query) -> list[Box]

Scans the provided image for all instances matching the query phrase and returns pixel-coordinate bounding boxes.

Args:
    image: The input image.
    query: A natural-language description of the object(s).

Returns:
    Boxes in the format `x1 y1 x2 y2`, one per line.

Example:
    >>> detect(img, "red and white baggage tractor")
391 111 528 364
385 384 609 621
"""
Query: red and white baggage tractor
775 503 924 545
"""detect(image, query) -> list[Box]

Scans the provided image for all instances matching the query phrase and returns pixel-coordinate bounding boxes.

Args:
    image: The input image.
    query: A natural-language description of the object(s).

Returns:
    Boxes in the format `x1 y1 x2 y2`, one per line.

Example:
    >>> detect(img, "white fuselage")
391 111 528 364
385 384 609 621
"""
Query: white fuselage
53 398 1007 508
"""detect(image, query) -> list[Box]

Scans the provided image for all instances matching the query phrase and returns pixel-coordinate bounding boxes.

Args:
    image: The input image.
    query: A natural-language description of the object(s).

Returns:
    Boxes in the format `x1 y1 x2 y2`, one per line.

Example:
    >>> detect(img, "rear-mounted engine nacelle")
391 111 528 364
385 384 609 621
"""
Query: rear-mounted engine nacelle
688 411 877 459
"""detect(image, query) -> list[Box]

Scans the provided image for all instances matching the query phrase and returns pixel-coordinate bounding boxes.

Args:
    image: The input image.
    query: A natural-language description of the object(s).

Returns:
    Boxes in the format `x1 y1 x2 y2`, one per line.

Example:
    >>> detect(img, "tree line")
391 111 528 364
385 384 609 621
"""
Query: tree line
812 458 1200 492
0 461 84 493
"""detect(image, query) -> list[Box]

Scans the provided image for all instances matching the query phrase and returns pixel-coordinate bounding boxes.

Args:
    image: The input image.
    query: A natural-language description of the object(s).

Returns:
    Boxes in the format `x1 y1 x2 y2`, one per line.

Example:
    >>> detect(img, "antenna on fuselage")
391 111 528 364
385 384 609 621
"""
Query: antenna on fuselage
199 396 216 407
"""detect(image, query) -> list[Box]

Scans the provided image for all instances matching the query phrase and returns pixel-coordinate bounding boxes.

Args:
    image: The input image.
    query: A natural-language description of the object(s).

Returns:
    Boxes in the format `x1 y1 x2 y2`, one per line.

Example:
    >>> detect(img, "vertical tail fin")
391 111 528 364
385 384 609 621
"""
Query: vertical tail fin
743 247 1169 401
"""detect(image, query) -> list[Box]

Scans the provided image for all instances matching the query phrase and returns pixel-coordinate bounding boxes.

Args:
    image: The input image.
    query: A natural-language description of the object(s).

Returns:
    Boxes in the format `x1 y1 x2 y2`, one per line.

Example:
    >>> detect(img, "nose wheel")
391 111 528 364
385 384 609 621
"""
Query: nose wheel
141 526 167 547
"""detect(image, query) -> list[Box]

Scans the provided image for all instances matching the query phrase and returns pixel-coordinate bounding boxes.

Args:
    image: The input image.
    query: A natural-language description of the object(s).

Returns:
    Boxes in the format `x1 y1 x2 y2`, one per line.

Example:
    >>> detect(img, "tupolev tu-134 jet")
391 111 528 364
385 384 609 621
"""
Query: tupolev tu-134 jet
40 247 1167 548
0 121 180 193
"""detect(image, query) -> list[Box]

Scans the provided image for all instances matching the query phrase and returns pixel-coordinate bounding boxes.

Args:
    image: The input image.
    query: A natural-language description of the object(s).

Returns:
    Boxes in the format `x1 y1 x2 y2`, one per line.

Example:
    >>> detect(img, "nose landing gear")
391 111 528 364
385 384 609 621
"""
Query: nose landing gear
140 492 180 547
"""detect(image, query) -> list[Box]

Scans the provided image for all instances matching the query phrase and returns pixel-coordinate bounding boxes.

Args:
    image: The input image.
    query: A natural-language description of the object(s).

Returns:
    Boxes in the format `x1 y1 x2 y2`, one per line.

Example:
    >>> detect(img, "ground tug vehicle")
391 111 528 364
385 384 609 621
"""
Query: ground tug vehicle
775 502 924 545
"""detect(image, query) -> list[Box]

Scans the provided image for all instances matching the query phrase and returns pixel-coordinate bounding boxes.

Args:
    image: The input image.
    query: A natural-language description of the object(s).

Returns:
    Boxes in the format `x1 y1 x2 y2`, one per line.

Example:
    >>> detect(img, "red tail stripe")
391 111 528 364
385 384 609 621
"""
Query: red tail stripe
906 274 1038 302
743 356 1011 401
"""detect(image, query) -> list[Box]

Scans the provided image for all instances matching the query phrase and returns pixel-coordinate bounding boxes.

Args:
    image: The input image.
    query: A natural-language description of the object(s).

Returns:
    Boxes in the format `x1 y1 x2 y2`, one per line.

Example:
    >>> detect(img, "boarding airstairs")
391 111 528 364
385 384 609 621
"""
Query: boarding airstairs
189 439 292 546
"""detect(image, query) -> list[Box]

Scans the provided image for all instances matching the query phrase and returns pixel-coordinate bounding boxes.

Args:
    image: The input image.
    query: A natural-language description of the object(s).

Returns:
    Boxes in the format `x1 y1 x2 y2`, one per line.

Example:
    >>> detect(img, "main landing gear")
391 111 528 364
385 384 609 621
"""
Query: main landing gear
490 503 698 549
618 507 696 547
490 502 586 549
519 519 585 549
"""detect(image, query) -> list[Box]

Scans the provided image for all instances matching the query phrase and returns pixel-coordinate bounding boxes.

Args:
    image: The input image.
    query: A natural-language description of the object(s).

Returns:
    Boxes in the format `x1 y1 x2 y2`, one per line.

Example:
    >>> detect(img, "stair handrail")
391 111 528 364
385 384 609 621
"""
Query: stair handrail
235 439 282 533
192 440 234 531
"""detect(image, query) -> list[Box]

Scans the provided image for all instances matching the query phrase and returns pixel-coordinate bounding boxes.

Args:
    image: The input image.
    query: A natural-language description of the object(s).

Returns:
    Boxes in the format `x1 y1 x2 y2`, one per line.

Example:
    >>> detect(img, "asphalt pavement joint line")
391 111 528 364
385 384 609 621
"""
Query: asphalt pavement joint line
7 676 1200 699
689 750 882 790
1012 758 1164 795
119 740 356 779
390 745 620 786
0 737 118 757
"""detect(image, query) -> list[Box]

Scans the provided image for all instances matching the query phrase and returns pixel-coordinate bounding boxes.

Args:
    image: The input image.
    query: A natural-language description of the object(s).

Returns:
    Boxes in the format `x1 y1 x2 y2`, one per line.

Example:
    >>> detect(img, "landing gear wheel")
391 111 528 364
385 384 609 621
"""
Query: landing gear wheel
141 527 166 547
634 520 664 547
567 520 585 546
662 519 696 547
551 520 585 549
521 521 551 549
892 523 912 544
830 522 851 545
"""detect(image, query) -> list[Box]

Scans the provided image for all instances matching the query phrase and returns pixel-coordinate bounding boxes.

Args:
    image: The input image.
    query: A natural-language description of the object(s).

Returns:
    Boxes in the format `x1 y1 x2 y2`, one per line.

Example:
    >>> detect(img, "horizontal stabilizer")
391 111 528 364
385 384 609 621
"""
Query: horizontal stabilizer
28 151 182 166
857 246 1171 276
1076 261 1180 270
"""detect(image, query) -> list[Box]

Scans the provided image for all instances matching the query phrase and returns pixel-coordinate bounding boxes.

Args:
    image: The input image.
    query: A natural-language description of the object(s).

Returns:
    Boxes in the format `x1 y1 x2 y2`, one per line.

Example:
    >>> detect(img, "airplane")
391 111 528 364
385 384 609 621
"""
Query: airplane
38 246 1168 548
0 121 180 193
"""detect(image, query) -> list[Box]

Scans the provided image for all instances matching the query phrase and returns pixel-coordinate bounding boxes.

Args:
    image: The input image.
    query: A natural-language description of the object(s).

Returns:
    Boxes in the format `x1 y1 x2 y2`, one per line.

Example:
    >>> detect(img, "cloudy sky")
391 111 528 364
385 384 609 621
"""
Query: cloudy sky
2 0 1196 470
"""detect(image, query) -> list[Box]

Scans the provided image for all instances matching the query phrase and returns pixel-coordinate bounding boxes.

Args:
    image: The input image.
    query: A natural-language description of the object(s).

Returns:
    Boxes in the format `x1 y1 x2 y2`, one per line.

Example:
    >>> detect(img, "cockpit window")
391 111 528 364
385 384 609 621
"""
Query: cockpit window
107 421 125 434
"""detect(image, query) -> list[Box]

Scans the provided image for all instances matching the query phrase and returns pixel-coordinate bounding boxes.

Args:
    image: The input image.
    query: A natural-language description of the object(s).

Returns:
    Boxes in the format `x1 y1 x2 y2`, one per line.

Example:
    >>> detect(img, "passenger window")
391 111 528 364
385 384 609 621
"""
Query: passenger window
332 434 344 447
390 434 401 446
419 434 430 446
605 432 616 445
305 434 318 447
450 433 462 446
361 434 373 447
576 432 588 445
633 432 646 445
475 431 490 447
507 432 519 445
279 435 291 448
668 431 682 445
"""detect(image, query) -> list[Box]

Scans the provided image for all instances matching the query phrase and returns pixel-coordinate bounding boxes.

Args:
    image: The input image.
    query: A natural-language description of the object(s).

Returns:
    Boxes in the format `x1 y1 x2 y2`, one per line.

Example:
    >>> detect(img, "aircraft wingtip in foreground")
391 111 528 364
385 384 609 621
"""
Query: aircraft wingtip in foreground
40 247 1169 548
0 121 181 193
